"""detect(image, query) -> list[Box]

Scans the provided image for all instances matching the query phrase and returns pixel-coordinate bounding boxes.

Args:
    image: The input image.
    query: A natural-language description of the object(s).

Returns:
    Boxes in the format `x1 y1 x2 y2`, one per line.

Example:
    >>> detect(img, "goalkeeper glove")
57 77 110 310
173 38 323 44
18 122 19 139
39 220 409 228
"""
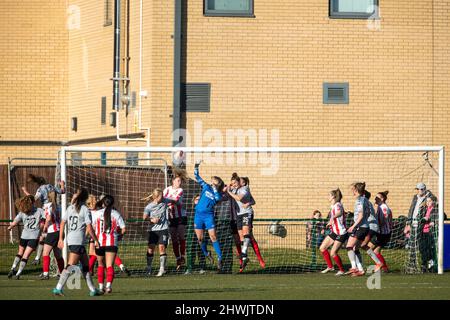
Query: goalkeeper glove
194 160 202 169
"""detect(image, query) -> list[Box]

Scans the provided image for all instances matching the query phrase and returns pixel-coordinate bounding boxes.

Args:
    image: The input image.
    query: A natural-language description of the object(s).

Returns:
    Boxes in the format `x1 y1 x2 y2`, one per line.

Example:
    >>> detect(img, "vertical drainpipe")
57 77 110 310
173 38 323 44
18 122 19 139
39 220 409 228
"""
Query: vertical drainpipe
113 0 121 113
172 0 182 147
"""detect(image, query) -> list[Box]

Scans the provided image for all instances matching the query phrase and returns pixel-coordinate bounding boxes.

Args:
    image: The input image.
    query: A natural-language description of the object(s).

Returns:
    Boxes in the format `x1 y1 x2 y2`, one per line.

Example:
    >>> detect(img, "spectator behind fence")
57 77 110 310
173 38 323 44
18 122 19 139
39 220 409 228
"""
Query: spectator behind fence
419 196 438 273
404 182 435 273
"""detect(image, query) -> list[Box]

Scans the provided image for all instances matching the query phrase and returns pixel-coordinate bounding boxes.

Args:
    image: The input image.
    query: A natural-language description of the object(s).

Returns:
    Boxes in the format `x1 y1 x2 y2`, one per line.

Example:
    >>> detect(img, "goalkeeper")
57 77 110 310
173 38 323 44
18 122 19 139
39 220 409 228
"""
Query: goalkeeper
193 160 225 271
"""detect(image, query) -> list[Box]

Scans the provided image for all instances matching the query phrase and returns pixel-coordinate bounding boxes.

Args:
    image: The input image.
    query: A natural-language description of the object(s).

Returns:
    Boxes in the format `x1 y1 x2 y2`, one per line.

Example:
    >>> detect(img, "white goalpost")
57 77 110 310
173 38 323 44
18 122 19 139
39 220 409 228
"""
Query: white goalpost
59 146 445 275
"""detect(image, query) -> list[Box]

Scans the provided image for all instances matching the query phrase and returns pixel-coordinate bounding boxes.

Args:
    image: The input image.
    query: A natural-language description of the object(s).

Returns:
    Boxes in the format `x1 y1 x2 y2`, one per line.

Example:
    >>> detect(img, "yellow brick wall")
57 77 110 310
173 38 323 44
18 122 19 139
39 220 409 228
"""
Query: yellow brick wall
1 0 449 219
66 0 174 146
0 0 68 142
181 0 449 217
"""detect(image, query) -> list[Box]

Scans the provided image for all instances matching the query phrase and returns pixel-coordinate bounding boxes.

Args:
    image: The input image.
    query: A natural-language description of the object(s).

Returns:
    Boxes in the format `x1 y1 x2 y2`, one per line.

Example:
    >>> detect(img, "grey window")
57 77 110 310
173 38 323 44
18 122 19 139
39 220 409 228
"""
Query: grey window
182 83 211 112
323 83 349 104
104 0 112 26
329 0 379 19
126 152 139 166
100 152 107 166
71 117 77 132
204 0 254 17
101 97 107 125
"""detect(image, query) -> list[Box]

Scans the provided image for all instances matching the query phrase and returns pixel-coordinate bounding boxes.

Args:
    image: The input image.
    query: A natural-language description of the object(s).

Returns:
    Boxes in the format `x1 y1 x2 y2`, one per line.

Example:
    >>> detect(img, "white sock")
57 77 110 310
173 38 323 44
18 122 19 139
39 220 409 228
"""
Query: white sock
367 249 382 265
99 283 104 290
35 244 43 260
11 256 21 270
106 282 111 289
355 252 364 271
242 237 251 257
56 269 70 290
85 272 95 292
119 264 125 271
43 272 49 276
16 260 27 275
347 250 356 269
160 255 167 271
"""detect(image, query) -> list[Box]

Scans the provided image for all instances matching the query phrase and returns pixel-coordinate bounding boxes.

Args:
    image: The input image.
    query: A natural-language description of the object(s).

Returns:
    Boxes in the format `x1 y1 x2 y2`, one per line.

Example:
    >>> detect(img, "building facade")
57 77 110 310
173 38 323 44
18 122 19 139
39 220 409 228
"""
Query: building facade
1 0 449 218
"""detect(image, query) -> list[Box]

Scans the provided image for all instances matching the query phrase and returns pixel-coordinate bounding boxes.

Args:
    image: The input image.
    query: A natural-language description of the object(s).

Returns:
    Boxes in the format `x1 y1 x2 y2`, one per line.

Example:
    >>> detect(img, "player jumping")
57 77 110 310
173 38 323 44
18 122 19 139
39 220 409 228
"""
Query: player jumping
193 160 225 271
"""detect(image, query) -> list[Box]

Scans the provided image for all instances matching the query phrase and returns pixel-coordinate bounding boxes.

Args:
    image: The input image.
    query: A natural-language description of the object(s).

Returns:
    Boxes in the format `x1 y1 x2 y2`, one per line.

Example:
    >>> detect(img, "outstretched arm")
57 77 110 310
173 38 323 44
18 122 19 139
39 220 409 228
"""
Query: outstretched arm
194 162 208 188
21 186 31 196
7 220 19 231
55 181 66 194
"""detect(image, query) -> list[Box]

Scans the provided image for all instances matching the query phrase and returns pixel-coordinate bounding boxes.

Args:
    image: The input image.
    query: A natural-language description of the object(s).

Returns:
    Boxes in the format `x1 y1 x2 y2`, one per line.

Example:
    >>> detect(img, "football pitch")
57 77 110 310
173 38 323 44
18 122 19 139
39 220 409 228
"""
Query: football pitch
1 273 450 300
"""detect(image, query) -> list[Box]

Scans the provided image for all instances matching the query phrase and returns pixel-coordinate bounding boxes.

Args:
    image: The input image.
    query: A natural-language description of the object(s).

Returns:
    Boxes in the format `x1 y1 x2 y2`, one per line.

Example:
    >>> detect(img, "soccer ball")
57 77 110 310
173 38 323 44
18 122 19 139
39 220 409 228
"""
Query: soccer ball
268 221 287 238
172 150 186 168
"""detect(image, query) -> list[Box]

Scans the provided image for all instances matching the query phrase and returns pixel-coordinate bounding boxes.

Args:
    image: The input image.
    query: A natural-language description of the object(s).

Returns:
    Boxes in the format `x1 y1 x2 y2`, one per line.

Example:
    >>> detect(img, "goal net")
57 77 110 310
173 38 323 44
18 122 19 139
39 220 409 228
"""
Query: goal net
56 146 444 276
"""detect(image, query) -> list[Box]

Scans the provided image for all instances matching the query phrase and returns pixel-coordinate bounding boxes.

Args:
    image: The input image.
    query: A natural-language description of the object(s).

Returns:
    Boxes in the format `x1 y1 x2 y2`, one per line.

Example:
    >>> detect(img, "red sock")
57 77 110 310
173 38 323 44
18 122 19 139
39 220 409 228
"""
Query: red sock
97 266 105 285
332 255 345 272
235 243 242 257
251 238 265 265
180 239 186 257
172 240 180 259
321 250 333 269
43 256 50 273
56 258 65 273
114 256 123 268
235 243 243 265
89 255 97 273
376 253 387 268
106 266 114 283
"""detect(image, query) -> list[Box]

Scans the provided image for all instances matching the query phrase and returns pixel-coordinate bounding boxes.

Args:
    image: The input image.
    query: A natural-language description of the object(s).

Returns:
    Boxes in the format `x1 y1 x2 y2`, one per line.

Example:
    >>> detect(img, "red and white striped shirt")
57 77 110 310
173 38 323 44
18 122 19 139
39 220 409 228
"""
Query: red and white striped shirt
44 203 60 233
330 202 346 235
163 186 185 219
377 203 392 235
92 208 125 247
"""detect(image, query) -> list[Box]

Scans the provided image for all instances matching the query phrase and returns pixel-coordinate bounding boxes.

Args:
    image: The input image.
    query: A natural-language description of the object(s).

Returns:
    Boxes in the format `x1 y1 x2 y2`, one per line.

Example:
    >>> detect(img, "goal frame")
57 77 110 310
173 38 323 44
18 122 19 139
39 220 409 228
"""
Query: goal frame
59 146 445 274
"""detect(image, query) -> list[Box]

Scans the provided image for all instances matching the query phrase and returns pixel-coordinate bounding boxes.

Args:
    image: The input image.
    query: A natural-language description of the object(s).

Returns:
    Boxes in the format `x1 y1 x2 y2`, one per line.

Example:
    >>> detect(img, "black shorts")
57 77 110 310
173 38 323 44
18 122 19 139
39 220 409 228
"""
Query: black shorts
367 229 378 240
95 246 118 256
350 227 369 241
148 230 169 246
44 231 59 247
19 238 38 250
69 245 86 255
329 232 349 243
237 213 253 230
169 216 188 228
371 233 391 248
230 220 239 235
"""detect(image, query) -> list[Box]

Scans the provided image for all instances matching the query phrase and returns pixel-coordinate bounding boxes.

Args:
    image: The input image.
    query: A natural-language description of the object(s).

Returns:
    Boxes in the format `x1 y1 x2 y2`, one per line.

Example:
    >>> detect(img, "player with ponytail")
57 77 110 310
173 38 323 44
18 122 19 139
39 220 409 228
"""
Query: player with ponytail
39 191 65 279
91 195 126 293
369 191 392 272
52 188 101 296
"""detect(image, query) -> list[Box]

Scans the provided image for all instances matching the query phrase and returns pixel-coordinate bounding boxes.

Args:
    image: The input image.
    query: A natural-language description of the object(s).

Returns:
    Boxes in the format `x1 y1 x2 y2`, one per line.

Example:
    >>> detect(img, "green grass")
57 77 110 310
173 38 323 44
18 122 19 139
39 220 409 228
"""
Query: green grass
1 273 450 300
